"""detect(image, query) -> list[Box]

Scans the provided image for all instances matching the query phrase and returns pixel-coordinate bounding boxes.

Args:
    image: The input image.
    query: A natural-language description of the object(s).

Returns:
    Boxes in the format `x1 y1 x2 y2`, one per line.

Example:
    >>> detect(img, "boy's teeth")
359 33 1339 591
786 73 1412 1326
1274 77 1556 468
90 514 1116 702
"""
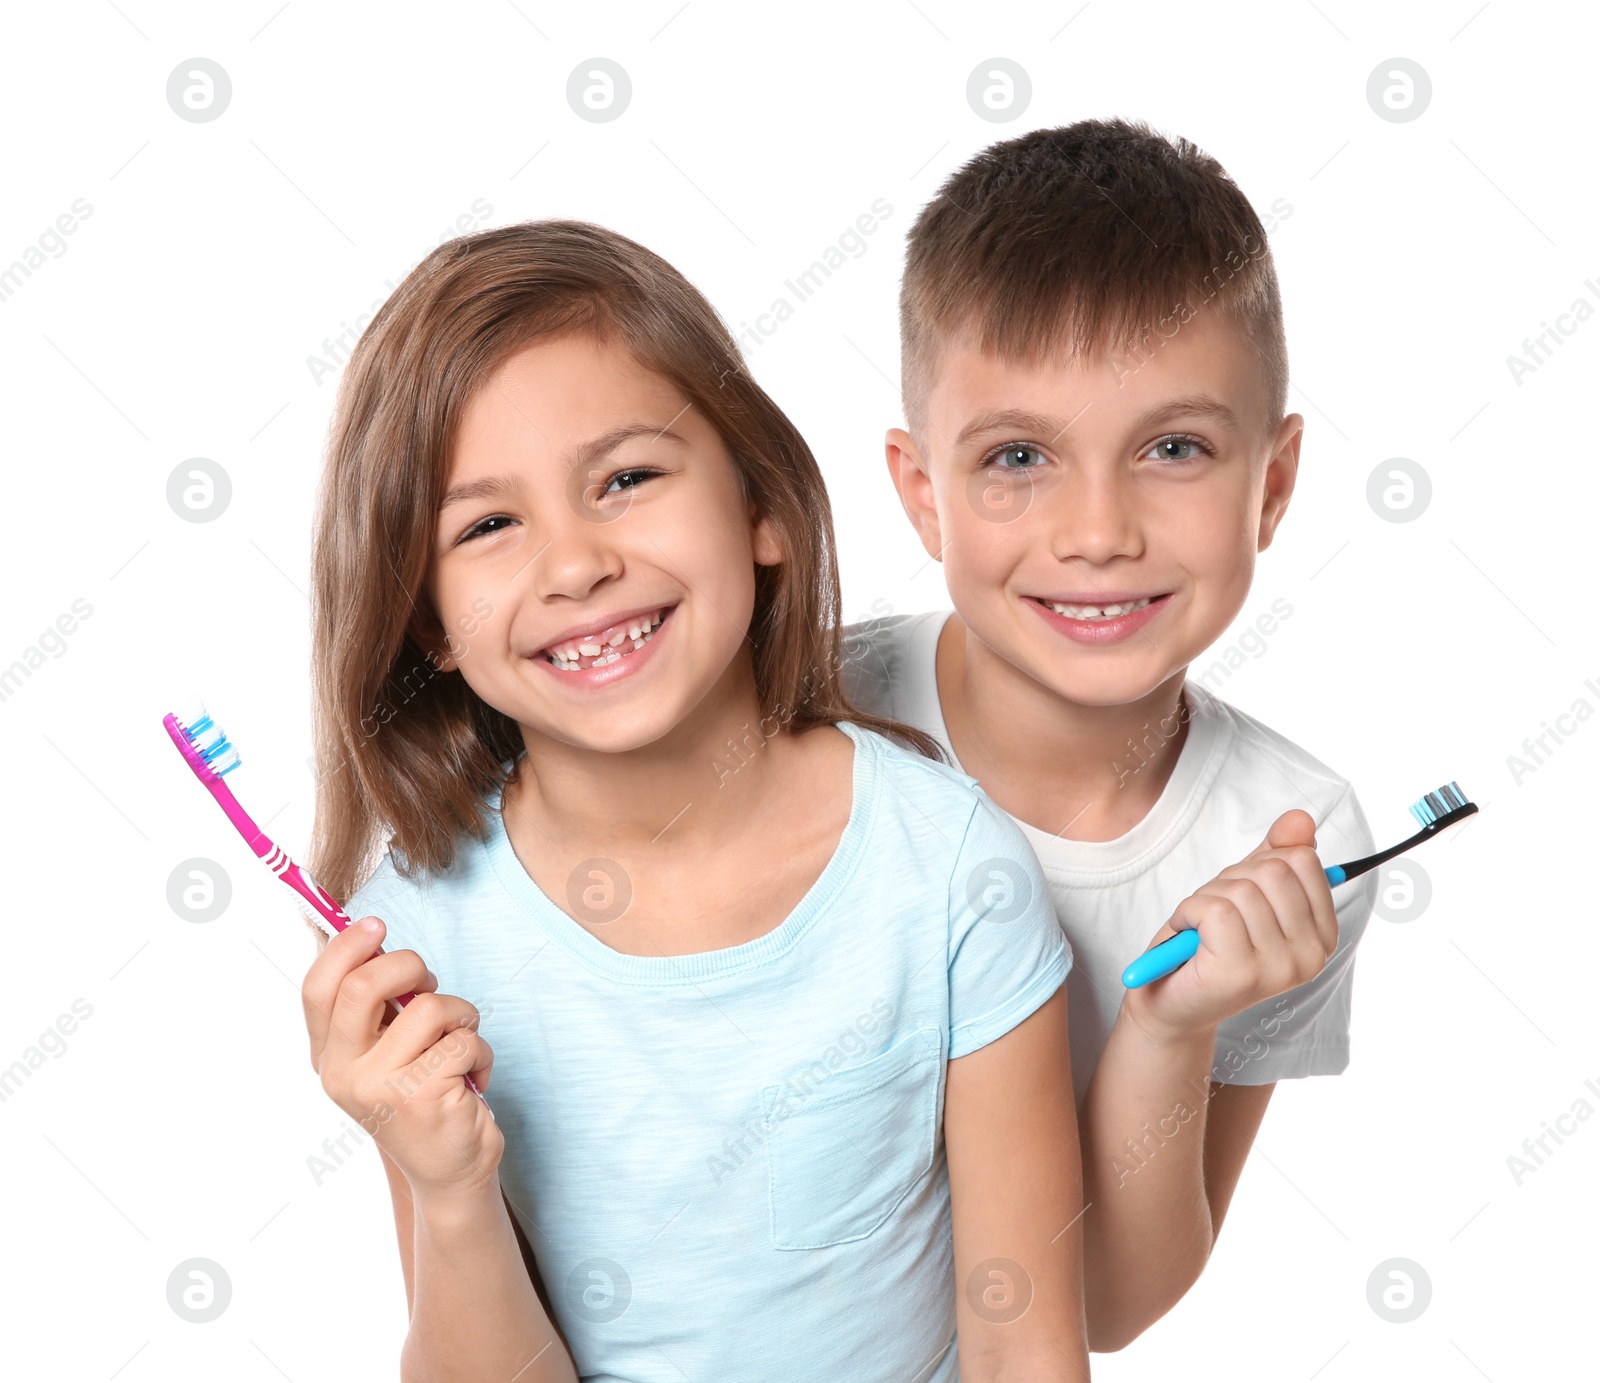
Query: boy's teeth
1044 596 1154 621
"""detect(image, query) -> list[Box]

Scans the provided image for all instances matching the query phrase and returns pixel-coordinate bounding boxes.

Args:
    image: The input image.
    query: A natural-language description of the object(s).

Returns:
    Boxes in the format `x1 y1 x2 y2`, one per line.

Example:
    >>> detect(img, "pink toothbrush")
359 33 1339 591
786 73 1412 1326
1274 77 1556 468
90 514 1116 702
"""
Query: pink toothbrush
163 702 492 1113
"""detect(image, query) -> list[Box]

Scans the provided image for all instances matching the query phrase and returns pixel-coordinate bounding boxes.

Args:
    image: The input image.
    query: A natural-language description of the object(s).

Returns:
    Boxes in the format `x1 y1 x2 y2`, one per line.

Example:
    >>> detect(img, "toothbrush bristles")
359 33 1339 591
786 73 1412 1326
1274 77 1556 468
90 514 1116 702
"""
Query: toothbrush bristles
1408 780 1468 828
177 701 242 777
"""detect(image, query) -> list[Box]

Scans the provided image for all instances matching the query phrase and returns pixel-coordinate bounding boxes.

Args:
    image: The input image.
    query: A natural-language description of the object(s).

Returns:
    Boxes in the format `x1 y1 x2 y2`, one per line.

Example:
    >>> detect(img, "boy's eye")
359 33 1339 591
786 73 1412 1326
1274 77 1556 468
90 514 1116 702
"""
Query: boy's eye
1146 433 1214 464
983 444 1047 470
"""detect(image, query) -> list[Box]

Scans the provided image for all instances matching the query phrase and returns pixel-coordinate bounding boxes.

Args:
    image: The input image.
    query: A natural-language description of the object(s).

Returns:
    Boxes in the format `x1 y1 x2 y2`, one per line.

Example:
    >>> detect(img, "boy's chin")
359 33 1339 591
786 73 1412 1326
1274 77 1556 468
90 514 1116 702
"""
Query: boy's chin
1035 667 1183 710
1000 638 1186 710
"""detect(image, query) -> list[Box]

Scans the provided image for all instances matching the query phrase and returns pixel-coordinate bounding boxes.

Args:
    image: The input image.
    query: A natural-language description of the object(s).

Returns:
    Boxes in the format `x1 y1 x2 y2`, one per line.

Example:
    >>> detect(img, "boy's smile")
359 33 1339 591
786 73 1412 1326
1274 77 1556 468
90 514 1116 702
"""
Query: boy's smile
888 308 1303 712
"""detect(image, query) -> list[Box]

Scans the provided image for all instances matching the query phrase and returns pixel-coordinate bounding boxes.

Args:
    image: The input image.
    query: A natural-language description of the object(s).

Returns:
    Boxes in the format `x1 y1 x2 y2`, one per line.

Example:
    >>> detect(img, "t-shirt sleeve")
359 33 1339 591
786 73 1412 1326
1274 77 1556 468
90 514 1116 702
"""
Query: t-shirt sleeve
946 788 1073 1060
1211 783 1377 1084
343 848 436 968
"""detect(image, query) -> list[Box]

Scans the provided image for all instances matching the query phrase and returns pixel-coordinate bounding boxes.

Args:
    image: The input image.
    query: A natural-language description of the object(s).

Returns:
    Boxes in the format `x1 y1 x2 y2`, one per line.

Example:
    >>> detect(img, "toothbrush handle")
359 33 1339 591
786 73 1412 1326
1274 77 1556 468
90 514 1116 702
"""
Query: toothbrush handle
1122 928 1200 988
1122 863 1343 989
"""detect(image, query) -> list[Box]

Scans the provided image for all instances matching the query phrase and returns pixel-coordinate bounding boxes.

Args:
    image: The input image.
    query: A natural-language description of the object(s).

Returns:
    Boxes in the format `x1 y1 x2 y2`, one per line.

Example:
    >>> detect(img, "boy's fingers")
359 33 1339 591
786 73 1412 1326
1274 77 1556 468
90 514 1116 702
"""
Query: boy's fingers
1245 808 1317 859
1166 891 1254 966
1271 843 1340 960
1196 876 1312 994
1241 856 1324 966
302 918 387 1068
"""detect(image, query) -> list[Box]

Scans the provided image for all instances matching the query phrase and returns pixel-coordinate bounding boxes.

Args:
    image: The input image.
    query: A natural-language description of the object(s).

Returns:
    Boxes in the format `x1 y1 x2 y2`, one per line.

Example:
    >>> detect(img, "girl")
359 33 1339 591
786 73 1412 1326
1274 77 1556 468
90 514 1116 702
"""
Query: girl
299 219 1088 1382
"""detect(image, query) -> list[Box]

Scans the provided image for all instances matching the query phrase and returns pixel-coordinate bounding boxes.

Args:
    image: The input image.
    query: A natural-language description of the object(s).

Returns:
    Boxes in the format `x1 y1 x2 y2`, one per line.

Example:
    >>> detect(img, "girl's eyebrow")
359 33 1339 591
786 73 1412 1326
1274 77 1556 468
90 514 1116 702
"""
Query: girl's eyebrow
439 423 690 510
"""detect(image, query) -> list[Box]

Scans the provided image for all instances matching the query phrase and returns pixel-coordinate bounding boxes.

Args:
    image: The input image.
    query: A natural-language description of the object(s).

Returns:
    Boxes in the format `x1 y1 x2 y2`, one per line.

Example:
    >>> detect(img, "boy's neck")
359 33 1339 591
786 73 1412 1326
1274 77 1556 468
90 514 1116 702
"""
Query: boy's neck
934 612 1190 843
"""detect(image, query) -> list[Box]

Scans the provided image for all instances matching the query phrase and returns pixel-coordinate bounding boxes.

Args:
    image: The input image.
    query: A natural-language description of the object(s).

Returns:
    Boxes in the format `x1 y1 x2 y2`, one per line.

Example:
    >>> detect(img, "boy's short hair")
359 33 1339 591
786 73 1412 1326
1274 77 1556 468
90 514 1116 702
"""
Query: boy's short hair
900 118 1288 441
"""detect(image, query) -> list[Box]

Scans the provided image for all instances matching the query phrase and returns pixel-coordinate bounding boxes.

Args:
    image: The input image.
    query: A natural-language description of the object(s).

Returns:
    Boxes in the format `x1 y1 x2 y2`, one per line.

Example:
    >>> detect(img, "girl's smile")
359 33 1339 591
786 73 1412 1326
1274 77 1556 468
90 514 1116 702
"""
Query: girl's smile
532 601 676 688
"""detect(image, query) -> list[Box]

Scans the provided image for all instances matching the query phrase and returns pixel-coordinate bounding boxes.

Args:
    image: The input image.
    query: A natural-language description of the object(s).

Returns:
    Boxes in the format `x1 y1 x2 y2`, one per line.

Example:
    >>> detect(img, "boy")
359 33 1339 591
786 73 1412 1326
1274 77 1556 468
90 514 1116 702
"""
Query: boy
842 119 1377 1351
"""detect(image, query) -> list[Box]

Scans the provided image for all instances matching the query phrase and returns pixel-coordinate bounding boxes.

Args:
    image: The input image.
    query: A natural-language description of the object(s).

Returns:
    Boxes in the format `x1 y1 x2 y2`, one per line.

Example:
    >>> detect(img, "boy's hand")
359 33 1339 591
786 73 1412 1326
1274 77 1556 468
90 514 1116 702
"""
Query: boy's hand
1124 810 1338 1043
302 916 503 1205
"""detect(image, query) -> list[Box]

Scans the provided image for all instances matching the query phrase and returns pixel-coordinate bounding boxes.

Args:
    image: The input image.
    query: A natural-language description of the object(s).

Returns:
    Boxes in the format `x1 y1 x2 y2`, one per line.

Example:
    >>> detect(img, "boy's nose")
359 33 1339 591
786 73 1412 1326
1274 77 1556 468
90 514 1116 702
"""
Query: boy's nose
1048 469 1142 565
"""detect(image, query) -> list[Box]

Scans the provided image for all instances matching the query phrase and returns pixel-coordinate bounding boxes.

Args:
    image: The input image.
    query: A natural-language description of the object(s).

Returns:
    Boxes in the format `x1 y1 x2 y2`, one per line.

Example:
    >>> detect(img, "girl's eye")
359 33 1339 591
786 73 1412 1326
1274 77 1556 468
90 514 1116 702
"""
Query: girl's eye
601 466 662 495
460 514 515 543
982 444 1047 470
1146 433 1215 464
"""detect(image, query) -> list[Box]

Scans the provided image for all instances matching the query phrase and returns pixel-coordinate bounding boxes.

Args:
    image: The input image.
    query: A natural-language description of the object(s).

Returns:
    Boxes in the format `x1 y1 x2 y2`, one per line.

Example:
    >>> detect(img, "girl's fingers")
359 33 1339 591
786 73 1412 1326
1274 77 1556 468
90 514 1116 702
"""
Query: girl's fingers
302 917 388 1069
318 945 433 1076
383 1019 493 1107
377 991 483 1075
427 1025 494 1087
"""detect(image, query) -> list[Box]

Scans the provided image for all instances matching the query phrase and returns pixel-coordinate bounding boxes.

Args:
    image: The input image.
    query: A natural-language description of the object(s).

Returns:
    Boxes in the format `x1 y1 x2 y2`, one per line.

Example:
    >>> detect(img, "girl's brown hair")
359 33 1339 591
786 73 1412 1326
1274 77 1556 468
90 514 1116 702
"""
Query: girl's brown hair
308 218 942 908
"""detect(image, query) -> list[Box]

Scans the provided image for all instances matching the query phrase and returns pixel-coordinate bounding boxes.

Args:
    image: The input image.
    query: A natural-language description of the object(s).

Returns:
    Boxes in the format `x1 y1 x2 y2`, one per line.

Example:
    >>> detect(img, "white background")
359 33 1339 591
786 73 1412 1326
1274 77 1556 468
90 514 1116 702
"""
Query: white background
1 2 1592 1378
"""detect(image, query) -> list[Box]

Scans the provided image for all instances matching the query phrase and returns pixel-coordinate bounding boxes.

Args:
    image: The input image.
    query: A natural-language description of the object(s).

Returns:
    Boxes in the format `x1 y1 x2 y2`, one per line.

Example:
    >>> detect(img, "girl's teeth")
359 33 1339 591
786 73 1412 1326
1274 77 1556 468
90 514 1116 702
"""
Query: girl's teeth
543 610 665 670
1045 596 1154 621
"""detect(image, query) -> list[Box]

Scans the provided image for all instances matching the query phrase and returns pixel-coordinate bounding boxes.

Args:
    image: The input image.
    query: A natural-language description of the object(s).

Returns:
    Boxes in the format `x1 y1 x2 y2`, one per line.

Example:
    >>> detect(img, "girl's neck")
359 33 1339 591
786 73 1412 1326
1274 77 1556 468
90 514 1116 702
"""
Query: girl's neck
503 660 784 853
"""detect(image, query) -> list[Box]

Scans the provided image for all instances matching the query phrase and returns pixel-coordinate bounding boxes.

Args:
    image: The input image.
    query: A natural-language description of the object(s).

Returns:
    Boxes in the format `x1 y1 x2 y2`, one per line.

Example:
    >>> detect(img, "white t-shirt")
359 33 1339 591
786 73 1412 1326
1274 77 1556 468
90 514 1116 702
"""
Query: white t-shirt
840 610 1378 1103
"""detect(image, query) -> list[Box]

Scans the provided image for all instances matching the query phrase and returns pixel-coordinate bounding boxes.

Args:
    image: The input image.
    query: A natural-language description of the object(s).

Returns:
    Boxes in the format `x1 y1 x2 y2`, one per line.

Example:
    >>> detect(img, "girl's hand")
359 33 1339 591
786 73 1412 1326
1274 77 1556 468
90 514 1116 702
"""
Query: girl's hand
301 916 503 1204
1123 809 1338 1043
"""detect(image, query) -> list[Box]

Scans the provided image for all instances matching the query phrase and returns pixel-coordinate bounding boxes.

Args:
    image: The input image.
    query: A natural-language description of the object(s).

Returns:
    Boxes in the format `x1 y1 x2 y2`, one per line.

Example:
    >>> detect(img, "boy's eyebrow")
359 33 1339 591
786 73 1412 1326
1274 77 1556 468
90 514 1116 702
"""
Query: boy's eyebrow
439 423 689 509
954 409 1064 447
1131 395 1242 432
954 395 1242 450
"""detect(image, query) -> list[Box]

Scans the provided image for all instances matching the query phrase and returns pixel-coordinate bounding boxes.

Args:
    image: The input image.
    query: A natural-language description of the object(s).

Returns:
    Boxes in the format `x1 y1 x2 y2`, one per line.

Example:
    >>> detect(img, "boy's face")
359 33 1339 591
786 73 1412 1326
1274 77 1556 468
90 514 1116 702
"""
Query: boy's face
886 308 1302 709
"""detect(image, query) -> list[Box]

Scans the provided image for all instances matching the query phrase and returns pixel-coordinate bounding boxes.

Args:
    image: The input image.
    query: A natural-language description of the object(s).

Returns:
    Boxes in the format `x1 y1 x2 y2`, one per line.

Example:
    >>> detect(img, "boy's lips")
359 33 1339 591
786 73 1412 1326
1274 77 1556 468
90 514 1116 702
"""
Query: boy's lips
531 604 676 676
1026 592 1172 645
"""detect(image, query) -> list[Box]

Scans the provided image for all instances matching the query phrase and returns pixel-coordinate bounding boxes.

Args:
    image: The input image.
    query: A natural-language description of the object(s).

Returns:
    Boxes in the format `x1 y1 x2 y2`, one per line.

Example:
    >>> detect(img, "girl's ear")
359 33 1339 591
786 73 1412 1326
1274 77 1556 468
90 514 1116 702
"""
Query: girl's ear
751 508 785 567
406 608 459 673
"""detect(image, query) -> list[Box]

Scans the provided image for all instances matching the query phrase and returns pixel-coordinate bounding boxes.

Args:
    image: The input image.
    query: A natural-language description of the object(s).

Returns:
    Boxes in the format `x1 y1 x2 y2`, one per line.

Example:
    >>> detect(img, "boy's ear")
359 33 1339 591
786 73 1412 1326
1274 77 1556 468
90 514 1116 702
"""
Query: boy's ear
885 428 944 562
1256 413 1304 552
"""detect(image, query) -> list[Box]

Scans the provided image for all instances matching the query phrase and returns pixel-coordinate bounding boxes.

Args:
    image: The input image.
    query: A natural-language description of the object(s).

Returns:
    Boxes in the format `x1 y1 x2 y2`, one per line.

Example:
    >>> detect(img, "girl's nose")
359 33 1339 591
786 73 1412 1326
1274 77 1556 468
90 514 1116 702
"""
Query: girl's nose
532 506 626 601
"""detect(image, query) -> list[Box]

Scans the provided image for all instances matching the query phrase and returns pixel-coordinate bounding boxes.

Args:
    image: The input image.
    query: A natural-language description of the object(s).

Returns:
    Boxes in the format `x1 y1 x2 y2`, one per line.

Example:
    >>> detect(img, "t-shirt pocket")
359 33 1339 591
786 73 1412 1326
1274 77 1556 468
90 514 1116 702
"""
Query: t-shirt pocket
760 1026 944 1251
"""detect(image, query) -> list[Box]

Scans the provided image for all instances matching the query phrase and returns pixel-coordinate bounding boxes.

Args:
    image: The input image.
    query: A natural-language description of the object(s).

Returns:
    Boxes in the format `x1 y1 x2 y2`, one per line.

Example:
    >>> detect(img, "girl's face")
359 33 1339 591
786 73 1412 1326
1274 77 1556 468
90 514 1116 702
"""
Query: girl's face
424 330 782 756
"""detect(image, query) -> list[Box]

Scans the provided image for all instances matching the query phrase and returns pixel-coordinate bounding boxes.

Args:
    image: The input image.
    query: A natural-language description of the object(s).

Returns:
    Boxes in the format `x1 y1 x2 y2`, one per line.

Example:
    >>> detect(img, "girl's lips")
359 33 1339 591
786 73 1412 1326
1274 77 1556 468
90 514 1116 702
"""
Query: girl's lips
1026 592 1172 645
532 605 675 689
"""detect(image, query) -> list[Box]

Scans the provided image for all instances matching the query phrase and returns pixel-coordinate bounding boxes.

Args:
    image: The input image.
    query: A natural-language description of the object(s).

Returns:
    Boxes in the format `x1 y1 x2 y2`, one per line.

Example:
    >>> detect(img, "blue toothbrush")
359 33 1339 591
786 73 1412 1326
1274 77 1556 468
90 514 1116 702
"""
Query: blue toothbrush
1122 782 1477 989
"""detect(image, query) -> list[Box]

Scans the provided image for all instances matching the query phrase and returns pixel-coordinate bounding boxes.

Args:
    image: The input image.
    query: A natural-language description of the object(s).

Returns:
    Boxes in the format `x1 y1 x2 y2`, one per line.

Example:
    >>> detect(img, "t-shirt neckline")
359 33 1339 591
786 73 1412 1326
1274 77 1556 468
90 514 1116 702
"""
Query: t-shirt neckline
483 719 880 983
907 610 1233 880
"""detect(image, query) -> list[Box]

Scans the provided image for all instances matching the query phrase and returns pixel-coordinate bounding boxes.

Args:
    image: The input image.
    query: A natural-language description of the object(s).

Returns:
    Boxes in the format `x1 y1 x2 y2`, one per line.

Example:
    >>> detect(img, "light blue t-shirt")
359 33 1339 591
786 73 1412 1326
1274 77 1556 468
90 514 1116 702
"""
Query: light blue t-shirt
348 719 1071 1383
